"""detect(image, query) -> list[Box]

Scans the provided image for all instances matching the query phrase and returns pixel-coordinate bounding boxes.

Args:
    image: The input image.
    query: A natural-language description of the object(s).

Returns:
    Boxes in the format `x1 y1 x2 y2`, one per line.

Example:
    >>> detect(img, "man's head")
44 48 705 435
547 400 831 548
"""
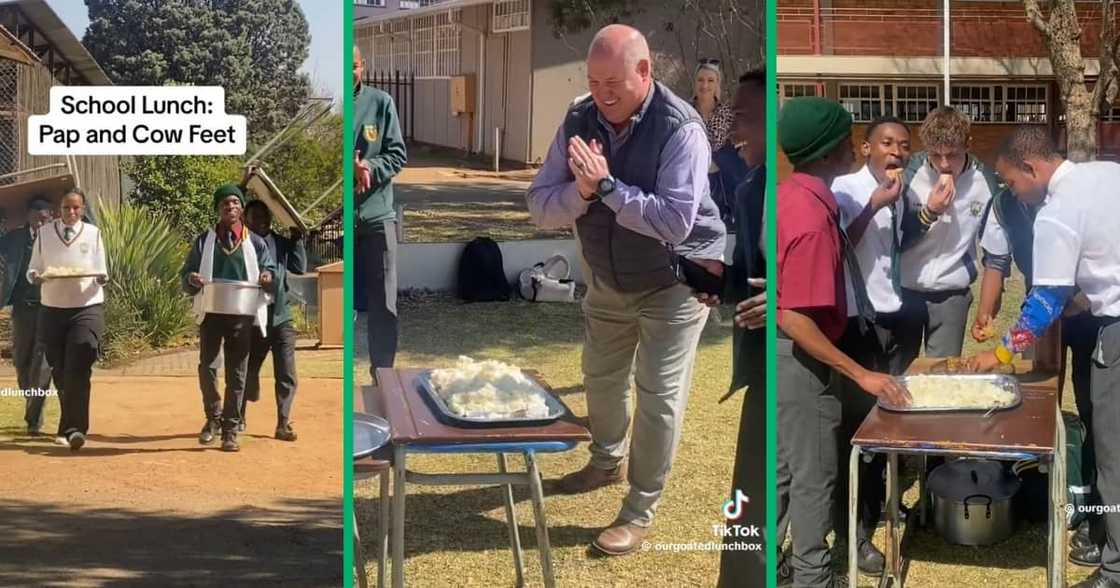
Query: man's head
863 116 911 180
779 96 855 183
26 196 52 229
59 189 85 226
586 24 653 126
919 106 971 176
353 45 364 89
213 183 245 227
994 126 1064 205
693 60 721 102
733 69 765 167
244 199 272 236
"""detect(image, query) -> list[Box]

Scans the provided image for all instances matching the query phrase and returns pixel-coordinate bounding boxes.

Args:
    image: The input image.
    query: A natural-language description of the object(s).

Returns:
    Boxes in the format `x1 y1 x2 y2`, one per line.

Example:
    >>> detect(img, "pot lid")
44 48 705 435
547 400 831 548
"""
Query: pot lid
928 459 1021 502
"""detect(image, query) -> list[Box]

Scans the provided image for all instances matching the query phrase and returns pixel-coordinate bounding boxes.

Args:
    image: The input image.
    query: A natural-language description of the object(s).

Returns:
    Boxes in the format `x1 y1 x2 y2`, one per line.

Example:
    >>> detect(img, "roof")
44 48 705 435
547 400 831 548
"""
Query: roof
0 0 112 85
353 0 493 26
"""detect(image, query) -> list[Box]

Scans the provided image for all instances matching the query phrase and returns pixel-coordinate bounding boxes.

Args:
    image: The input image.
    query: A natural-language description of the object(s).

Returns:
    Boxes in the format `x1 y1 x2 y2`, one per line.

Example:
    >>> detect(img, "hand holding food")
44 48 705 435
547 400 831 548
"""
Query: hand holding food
964 350 1004 373
189 272 205 288
971 314 997 342
926 173 956 215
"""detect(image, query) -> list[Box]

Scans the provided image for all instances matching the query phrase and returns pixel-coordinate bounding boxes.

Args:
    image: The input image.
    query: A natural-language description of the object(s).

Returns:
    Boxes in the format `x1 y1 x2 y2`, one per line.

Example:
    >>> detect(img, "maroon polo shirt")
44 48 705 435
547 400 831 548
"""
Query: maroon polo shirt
776 172 848 342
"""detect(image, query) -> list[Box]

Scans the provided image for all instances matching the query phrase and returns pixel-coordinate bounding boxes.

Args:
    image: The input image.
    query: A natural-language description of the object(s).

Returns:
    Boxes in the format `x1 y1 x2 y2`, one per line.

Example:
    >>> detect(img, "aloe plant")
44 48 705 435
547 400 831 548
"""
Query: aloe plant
95 200 194 361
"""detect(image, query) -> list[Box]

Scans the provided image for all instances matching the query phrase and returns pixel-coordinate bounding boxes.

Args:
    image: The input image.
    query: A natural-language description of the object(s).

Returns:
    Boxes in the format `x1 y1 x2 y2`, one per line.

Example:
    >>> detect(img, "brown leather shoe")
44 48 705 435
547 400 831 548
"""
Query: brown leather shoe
556 461 625 494
593 520 650 556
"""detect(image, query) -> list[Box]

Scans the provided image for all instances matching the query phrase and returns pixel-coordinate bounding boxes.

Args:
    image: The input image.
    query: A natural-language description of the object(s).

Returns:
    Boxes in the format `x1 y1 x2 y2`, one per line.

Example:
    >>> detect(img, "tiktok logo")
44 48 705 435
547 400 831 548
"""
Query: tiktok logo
722 489 750 521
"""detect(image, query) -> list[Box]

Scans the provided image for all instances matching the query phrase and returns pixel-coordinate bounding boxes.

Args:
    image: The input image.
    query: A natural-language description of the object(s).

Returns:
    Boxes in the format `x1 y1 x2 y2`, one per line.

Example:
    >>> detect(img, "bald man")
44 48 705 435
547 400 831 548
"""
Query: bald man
527 24 726 556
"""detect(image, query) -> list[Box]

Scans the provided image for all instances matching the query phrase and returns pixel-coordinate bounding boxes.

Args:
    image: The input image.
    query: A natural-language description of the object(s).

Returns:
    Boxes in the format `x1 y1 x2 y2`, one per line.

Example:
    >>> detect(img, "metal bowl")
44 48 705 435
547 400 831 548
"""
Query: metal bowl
199 279 262 316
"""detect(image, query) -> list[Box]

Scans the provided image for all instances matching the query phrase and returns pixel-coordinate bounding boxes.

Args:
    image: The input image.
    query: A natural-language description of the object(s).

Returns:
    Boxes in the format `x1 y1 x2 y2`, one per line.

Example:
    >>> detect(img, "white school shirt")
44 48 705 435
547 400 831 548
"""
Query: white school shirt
832 165 905 315
1033 160 1120 317
27 220 108 308
899 157 1008 291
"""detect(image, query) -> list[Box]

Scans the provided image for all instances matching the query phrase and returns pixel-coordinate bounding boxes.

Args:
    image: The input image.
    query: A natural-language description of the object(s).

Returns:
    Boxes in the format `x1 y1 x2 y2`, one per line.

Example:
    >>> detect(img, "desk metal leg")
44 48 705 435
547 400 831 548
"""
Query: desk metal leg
886 451 902 587
498 453 526 587
918 455 928 528
524 451 555 588
392 447 407 588
849 445 861 588
355 509 369 588
1050 406 1067 588
379 471 390 588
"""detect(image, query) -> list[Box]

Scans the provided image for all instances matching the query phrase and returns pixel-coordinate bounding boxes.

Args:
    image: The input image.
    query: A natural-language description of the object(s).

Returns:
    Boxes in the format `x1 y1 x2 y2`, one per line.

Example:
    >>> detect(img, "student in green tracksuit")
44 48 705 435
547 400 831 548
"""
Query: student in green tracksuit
242 200 306 442
353 44 407 381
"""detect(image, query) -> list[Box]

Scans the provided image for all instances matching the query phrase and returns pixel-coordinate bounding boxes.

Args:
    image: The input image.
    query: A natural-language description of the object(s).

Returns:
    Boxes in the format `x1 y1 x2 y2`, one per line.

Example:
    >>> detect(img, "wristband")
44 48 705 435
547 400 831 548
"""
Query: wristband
995 344 1014 365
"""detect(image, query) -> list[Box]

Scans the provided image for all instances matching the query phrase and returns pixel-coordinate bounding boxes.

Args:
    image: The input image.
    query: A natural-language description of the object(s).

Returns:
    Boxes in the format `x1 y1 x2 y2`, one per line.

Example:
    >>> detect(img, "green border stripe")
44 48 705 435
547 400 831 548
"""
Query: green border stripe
765 1 778 586
343 2 355 586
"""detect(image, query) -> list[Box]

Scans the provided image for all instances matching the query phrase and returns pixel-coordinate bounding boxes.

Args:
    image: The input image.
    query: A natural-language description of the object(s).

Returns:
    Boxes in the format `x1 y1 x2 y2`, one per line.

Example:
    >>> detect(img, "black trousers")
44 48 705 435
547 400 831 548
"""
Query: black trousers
243 320 298 425
1089 319 1120 580
834 315 906 545
361 221 398 374
717 367 767 587
1065 311 1107 546
39 304 103 437
12 300 52 430
198 314 254 433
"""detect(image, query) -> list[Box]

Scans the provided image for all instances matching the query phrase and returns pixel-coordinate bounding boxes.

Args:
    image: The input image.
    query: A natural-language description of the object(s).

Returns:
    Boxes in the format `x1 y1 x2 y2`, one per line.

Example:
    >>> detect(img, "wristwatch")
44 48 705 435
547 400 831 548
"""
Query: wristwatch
595 176 617 199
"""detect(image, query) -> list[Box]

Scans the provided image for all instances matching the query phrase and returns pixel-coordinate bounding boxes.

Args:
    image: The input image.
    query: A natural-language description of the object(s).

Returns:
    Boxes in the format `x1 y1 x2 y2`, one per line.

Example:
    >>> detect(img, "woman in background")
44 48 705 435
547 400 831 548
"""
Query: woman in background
692 59 747 228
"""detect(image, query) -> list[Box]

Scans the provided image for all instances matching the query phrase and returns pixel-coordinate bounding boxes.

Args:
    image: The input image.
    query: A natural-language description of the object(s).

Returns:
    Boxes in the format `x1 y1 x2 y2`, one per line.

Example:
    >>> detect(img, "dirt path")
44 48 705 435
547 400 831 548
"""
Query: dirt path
0 371 343 587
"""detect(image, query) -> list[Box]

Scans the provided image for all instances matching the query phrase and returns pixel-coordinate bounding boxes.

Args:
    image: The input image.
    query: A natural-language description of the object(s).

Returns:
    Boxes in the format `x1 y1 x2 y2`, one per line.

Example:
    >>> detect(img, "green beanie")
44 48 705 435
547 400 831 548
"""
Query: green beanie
213 183 244 209
779 97 853 167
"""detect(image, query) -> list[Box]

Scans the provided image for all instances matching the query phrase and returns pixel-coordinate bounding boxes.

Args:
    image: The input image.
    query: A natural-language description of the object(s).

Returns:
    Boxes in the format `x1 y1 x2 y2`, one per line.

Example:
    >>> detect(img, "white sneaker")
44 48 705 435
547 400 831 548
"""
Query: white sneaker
53 436 68 446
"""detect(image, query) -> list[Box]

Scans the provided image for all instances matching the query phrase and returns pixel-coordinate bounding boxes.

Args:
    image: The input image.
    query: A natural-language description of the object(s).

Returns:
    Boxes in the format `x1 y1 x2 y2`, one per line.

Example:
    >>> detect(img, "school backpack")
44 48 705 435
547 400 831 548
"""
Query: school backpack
457 237 511 302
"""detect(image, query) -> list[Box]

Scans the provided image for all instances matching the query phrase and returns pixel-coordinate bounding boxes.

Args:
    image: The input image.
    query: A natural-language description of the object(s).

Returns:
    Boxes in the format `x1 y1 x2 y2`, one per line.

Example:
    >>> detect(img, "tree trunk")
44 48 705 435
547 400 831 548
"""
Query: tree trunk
1066 84 1097 162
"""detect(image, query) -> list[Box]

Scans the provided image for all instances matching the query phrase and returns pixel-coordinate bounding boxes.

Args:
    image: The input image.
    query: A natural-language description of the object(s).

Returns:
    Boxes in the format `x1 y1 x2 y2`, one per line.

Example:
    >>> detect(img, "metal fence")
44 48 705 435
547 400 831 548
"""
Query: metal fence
364 71 415 142
305 207 342 267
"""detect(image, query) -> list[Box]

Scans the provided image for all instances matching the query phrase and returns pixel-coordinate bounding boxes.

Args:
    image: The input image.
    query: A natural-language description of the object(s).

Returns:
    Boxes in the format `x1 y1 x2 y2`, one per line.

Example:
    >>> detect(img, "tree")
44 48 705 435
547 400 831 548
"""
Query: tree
263 112 343 226
1024 0 1120 161
82 0 312 140
547 0 764 98
124 155 244 239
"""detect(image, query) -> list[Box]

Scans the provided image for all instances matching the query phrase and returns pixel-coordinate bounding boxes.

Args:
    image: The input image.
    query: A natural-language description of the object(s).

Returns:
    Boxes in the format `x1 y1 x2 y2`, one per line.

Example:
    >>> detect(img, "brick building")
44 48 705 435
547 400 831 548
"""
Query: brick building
777 0 1120 175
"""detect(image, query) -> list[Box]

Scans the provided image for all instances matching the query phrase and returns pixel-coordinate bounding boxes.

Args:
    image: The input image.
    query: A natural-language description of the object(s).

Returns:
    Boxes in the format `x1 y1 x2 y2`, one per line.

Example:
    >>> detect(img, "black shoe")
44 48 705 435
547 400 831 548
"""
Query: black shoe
67 431 85 453
275 421 297 442
857 540 885 576
221 433 240 452
198 420 219 445
1072 569 1120 588
1073 520 1095 549
1071 541 1103 567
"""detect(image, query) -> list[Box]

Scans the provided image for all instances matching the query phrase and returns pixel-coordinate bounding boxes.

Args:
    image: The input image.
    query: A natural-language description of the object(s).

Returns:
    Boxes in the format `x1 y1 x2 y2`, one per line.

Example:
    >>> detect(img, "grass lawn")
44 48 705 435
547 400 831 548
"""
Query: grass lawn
355 295 741 586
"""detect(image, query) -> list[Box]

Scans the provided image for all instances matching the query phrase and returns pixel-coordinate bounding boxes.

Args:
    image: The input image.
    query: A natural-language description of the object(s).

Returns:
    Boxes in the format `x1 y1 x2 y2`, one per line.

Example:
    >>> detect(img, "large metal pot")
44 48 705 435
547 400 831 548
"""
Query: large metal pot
199 279 262 316
928 459 1020 546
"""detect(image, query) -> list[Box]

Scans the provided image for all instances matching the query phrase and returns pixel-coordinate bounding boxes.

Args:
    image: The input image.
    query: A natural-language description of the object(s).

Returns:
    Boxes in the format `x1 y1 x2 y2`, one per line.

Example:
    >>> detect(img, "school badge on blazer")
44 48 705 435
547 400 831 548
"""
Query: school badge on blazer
364 125 378 143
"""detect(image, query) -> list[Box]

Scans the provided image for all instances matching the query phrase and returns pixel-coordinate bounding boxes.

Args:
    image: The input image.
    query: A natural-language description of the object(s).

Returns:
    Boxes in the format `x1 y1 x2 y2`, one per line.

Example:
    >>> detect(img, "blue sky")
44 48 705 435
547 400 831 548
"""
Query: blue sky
44 0 342 100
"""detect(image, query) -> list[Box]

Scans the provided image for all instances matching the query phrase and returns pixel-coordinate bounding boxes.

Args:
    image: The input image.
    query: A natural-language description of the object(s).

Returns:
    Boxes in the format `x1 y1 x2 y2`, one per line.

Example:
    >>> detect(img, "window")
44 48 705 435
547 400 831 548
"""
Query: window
1005 85 1048 123
359 0 386 6
951 85 999 122
371 32 392 74
839 84 886 122
493 0 530 33
893 85 939 123
779 83 818 105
